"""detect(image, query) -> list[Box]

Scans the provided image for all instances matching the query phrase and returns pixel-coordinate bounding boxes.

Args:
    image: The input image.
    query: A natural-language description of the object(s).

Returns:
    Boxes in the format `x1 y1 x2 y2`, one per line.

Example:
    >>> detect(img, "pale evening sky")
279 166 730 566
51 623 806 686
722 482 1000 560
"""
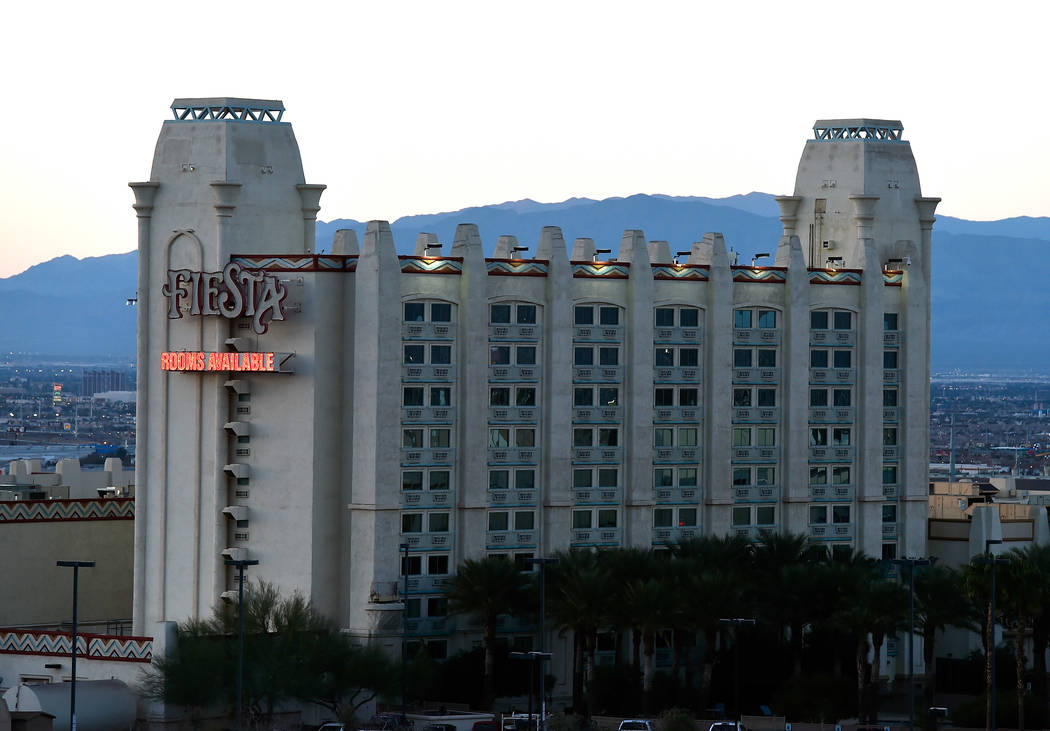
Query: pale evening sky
1 0 1046 279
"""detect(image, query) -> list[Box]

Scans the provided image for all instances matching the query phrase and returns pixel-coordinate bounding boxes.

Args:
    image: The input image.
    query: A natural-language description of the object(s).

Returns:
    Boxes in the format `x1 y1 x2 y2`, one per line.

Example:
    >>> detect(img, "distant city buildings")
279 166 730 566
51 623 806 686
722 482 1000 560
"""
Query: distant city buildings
81 369 127 397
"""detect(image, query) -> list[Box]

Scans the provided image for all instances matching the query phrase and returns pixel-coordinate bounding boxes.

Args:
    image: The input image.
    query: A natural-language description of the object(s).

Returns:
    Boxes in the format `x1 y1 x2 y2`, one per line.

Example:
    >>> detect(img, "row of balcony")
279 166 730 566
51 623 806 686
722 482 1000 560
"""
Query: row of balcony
654 326 703 343
489 324 541 341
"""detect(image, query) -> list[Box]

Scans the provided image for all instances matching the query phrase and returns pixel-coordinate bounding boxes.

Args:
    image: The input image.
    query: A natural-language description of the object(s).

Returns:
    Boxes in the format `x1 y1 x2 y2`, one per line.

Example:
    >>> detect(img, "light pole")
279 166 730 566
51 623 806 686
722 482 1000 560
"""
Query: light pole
976 539 1008 731
401 542 410 720
225 557 259 731
57 560 94 731
527 557 557 728
892 557 933 731
510 651 552 731
719 617 755 720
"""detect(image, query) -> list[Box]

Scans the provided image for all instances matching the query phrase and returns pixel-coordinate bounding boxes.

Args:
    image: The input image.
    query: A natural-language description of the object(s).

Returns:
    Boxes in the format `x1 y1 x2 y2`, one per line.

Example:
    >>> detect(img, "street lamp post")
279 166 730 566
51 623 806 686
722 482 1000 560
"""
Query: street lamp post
976 539 1008 731
892 557 933 731
719 618 755 720
57 560 94 731
401 543 410 720
225 557 259 731
526 557 557 728
510 651 552 731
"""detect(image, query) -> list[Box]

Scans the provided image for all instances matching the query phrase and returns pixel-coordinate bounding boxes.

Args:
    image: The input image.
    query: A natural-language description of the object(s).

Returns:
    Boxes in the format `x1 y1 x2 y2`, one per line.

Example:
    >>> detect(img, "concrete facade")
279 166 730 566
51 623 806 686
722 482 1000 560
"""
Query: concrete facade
131 103 937 672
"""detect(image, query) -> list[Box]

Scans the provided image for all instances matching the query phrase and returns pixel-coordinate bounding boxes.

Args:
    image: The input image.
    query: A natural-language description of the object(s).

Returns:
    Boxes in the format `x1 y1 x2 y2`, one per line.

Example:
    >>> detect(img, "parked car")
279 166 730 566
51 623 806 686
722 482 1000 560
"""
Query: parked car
618 720 656 731
708 723 751 731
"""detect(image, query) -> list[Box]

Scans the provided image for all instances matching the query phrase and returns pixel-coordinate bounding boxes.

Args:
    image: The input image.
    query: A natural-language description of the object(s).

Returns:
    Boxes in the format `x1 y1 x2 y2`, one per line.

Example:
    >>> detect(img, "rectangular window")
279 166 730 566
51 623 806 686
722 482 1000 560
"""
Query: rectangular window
883 389 898 407
732 428 751 447
678 468 697 486
654 428 673 448
405 597 421 618
810 350 829 368
430 345 451 364
734 310 752 329
402 514 423 533
882 504 897 523
517 305 537 324
490 429 510 448
599 388 619 406
515 429 535 447
402 471 423 491
655 347 675 366
756 467 775 486
679 348 699 367
833 389 851 407
810 466 827 485
573 469 593 488
734 349 753 367
733 388 752 407
655 308 674 327
404 344 425 364
599 347 619 366
403 556 423 576
573 428 593 447
490 304 511 324
574 388 593 406
655 388 674 406
428 555 449 575
732 507 750 526
884 313 899 331
884 428 898 446
403 387 424 406
758 310 777 328
680 308 699 327
832 505 850 524
427 597 448 617
757 349 777 367
430 387 451 406
756 428 775 447
654 468 674 487
809 506 827 524
756 506 775 525
833 350 852 368
429 428 450 448
489 470 509 490
429 513 450 532
832 466 851 485
679 428 698 447
599 307 619 325
811 311 829 329
733 467 750 486
810 428 828 446
516 388 535 406
654 508 673 527
572 510 592 529
404 302 425 322
833 428 851 446
515 470 535 490
757 389 776 406
884 350 899 369
489 512 509 531
810 388 828 406
516 346 536 365
514 511 535 530
678 508 697 527
833 311 852 330
490 346 510 365
403 429 423 448
574 306 594 325
574 347 593 366
490 388 510 406
429 471 450 490
598 428 618 447
431 303 451 322
882 543 898 561
597 509 618 528
679 388 698 406
882 466 898 484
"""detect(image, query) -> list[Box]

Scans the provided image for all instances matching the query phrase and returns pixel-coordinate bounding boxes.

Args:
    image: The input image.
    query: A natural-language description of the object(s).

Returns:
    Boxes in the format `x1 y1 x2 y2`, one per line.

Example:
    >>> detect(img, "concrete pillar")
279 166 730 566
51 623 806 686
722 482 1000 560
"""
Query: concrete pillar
332 229 359 255
775 196 803 239
297 184 327 254
779 235 810 529
571 237 596 261
542 228 572 554
699 234 732 534
857 235 885 557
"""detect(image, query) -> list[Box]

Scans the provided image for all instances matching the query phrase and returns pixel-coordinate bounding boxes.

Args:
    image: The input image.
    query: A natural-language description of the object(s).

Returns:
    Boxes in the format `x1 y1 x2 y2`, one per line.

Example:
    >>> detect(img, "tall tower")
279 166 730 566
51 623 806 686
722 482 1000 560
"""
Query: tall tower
129 99 328 634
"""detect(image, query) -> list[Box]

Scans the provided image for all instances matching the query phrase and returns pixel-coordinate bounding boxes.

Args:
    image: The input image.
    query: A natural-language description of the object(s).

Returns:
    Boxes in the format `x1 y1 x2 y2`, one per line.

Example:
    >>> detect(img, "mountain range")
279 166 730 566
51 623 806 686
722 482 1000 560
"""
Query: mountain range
1 193 1046 371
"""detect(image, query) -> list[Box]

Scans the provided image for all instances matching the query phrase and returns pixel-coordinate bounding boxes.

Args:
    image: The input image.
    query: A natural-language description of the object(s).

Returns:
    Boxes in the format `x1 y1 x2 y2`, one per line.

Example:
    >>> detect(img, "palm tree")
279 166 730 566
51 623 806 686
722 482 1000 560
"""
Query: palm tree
444 556 531 709
914 563 974 707
547 549 612 717
751 533 814 676
999 547 1047 731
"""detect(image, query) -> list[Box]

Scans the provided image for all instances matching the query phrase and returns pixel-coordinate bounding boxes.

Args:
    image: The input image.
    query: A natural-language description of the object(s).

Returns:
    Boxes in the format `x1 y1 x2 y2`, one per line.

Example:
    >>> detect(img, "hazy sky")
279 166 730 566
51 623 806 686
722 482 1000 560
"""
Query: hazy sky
2 1 1046 279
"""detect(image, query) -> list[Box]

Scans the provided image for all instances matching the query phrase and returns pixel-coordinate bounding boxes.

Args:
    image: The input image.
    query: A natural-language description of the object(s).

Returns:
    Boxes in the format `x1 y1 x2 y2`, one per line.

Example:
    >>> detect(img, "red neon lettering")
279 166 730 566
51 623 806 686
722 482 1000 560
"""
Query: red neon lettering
265 353 274 371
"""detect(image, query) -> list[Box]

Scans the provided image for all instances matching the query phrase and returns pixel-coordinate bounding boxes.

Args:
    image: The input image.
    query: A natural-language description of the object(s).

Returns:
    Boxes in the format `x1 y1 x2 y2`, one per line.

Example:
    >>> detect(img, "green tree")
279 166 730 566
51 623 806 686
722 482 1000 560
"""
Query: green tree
443 556 531 709
914 563 975 708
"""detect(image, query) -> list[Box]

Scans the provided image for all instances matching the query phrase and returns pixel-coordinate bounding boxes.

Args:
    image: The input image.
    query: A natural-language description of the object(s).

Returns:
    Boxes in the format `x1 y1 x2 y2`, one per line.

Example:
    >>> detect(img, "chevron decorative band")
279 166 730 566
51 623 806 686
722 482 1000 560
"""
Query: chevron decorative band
571 262 630 279
0 497 134 523
808 268 862 285
731 267 787 283
883 270 904 286
652 265 709 281
0 630 152 663
399 257 464 275
486 259 549 277
230 255 357 272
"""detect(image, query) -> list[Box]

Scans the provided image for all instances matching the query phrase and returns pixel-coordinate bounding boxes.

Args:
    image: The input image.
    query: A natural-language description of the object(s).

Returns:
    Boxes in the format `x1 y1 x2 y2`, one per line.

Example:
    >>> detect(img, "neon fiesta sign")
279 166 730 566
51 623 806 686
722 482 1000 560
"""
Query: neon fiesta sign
162 262 286 334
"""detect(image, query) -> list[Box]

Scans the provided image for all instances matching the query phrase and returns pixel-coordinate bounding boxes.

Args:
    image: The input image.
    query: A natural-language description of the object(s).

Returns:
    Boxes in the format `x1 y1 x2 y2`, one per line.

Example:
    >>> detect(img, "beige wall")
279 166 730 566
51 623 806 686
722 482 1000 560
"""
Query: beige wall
0 519 133 627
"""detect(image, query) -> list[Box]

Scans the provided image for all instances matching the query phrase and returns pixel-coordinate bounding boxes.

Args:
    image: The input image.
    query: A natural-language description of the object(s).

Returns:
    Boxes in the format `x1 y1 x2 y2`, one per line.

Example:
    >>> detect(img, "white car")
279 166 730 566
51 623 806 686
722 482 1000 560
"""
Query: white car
618 720 656 731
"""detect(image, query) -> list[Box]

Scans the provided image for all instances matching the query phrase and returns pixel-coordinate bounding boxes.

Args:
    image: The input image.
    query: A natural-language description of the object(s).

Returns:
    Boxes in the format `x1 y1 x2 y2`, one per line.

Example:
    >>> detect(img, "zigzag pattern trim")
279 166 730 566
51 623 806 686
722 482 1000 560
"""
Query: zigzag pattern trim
731 267 787 283
0 498 134 523
883 270 904 286
652 265 709 281
571 263 630 279
808 269 862 285
486 260 549 277
230 255 357 272
0 630 152 663
399 257 464 275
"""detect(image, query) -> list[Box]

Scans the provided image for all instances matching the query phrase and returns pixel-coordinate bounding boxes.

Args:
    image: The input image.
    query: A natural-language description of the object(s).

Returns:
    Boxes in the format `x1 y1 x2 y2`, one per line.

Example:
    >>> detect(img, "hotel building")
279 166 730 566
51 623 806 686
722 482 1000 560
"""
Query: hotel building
130 99 937 668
